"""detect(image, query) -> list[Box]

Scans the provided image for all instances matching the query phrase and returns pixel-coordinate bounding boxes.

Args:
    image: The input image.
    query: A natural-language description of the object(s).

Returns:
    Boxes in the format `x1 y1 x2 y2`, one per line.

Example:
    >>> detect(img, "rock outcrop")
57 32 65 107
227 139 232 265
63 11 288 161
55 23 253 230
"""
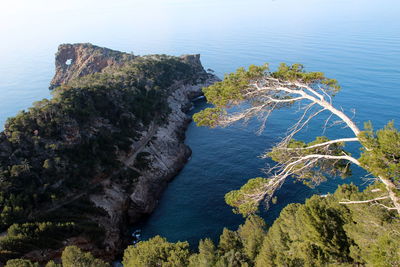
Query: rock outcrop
50 43 135 89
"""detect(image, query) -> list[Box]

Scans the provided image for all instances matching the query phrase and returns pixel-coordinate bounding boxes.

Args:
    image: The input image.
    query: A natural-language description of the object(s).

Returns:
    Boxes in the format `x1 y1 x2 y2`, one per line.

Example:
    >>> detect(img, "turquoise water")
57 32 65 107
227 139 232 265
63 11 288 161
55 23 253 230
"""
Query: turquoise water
1 0 400 247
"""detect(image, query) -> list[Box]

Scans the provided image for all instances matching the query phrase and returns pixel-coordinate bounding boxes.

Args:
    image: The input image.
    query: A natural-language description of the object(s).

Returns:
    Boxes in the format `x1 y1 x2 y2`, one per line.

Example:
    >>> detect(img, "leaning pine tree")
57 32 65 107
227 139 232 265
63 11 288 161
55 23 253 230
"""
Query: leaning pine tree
193 63 400 216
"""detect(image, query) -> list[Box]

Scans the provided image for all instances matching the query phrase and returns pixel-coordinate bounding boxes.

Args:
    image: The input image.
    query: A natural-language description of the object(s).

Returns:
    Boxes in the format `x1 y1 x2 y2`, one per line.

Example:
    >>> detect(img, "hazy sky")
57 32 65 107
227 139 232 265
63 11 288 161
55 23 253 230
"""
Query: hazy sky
2 0 399 30
0 0 399 57
1 1 397 40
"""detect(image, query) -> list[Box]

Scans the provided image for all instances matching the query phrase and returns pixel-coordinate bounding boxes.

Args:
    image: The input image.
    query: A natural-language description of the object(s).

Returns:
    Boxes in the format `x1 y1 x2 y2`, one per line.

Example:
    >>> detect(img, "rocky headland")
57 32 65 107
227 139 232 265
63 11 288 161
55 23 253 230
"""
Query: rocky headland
49 43 136 89
0 43 218 264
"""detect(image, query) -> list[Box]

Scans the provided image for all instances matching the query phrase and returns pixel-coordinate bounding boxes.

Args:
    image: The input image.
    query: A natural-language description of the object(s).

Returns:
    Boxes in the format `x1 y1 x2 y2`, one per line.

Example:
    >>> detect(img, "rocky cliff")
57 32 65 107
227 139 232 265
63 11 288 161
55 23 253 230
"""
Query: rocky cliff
83 51 219 259
49 43 136 89
0 43 218 264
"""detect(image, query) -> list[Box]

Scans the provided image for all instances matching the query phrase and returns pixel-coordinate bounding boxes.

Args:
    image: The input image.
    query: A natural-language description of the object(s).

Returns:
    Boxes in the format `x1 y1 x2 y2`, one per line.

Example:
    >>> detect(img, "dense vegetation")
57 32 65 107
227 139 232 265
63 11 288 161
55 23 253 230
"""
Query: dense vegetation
120 184 400 267
190 63 400 266
8 184 399 266
0 54 201 262
5 245 109 267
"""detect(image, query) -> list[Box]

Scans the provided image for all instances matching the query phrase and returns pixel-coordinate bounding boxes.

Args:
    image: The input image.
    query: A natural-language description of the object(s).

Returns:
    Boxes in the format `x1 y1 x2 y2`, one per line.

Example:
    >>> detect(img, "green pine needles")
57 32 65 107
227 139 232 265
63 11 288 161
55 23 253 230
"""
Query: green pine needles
194 63 400 216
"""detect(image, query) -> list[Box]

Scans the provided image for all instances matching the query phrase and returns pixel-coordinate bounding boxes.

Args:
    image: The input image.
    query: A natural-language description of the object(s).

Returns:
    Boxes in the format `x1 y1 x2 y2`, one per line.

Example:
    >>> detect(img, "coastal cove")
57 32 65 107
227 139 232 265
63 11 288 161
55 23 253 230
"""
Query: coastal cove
1 0 400 259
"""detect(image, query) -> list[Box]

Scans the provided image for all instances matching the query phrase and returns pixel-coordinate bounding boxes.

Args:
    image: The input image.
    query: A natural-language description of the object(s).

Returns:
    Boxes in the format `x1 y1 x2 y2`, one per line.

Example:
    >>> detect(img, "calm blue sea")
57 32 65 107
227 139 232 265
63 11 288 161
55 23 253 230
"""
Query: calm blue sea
1 0 399 247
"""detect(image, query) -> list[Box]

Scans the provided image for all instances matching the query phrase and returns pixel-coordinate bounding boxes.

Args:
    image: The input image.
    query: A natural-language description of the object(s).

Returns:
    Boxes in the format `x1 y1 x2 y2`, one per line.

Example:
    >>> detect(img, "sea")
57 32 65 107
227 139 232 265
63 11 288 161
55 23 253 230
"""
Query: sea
0 0 399 247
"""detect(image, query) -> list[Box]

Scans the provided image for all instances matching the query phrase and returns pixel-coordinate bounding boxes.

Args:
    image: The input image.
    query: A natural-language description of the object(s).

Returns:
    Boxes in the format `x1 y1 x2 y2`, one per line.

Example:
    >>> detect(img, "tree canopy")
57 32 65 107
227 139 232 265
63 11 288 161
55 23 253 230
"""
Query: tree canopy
120 184 400 267
194 63 400 216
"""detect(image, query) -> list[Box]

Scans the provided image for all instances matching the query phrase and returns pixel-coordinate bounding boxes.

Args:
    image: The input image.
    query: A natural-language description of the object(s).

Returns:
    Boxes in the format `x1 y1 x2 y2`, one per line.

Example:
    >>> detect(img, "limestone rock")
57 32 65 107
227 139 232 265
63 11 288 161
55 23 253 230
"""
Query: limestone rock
49 43 135 89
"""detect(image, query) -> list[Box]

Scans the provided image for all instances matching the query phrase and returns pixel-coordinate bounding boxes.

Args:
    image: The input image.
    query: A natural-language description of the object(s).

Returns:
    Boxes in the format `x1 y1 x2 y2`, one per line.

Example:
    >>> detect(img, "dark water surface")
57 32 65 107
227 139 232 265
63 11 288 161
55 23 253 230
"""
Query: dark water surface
1 0 399 247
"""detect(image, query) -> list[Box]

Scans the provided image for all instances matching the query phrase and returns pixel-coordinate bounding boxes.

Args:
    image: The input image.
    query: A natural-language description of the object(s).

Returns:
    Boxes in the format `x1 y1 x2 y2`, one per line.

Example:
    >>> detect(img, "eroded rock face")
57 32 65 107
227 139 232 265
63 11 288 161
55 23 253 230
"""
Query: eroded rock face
50 43 135 89
87 68 219 262
126 79 218 222
40 43 219 262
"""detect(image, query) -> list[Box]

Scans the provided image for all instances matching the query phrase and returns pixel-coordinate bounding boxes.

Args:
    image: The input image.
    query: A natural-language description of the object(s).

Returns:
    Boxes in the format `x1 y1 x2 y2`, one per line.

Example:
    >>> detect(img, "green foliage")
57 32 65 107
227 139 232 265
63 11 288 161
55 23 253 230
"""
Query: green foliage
194 63 340 128
359 121 400 184
122 236 190 267
189 239 217 267
61 246 109 267
366 234 400 267
187 216 266 267
203 64 268 108
218 228 242 255
5 259 39 267
193 65 268 127
255 195 352 266
9 186 399 266
0 222 79 262
45 261 61 267
214 250 249 267
5 246 108 267
268 136 351 185
337 184 400 266
225 178 269 216
193 108 224 128
237 216 266 261
121 191 399 266
255 184 400 267
272 63 340 93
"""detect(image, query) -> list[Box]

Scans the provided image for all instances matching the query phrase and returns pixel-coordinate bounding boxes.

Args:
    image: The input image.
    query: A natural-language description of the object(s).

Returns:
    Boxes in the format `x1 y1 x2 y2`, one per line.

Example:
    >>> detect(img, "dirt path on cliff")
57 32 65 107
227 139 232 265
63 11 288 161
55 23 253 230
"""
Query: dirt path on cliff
30 80 193 218
31 122 159 217
122 121 157 168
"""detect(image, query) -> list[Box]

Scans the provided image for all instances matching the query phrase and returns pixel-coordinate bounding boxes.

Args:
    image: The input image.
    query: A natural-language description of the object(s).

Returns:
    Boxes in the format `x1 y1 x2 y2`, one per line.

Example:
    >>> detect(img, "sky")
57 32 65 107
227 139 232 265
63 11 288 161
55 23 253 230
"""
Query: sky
0 0 399 65
2 0 398 47
2 0 399 30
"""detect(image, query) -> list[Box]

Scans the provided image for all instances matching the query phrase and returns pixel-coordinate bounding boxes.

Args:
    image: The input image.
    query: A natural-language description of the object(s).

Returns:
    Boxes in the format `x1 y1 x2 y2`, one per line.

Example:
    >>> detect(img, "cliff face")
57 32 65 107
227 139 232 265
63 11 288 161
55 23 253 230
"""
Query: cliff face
87 65 218 260
88 80 217 259
72 45 219 259
0 43 218 263
50 43 135 89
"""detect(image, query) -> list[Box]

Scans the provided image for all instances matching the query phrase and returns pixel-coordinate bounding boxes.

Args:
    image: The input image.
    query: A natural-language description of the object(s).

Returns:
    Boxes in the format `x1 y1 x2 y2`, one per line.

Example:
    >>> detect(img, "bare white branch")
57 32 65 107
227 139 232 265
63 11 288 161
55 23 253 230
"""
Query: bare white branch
339 196 390 204
218 76 400 215
279 137 359 151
